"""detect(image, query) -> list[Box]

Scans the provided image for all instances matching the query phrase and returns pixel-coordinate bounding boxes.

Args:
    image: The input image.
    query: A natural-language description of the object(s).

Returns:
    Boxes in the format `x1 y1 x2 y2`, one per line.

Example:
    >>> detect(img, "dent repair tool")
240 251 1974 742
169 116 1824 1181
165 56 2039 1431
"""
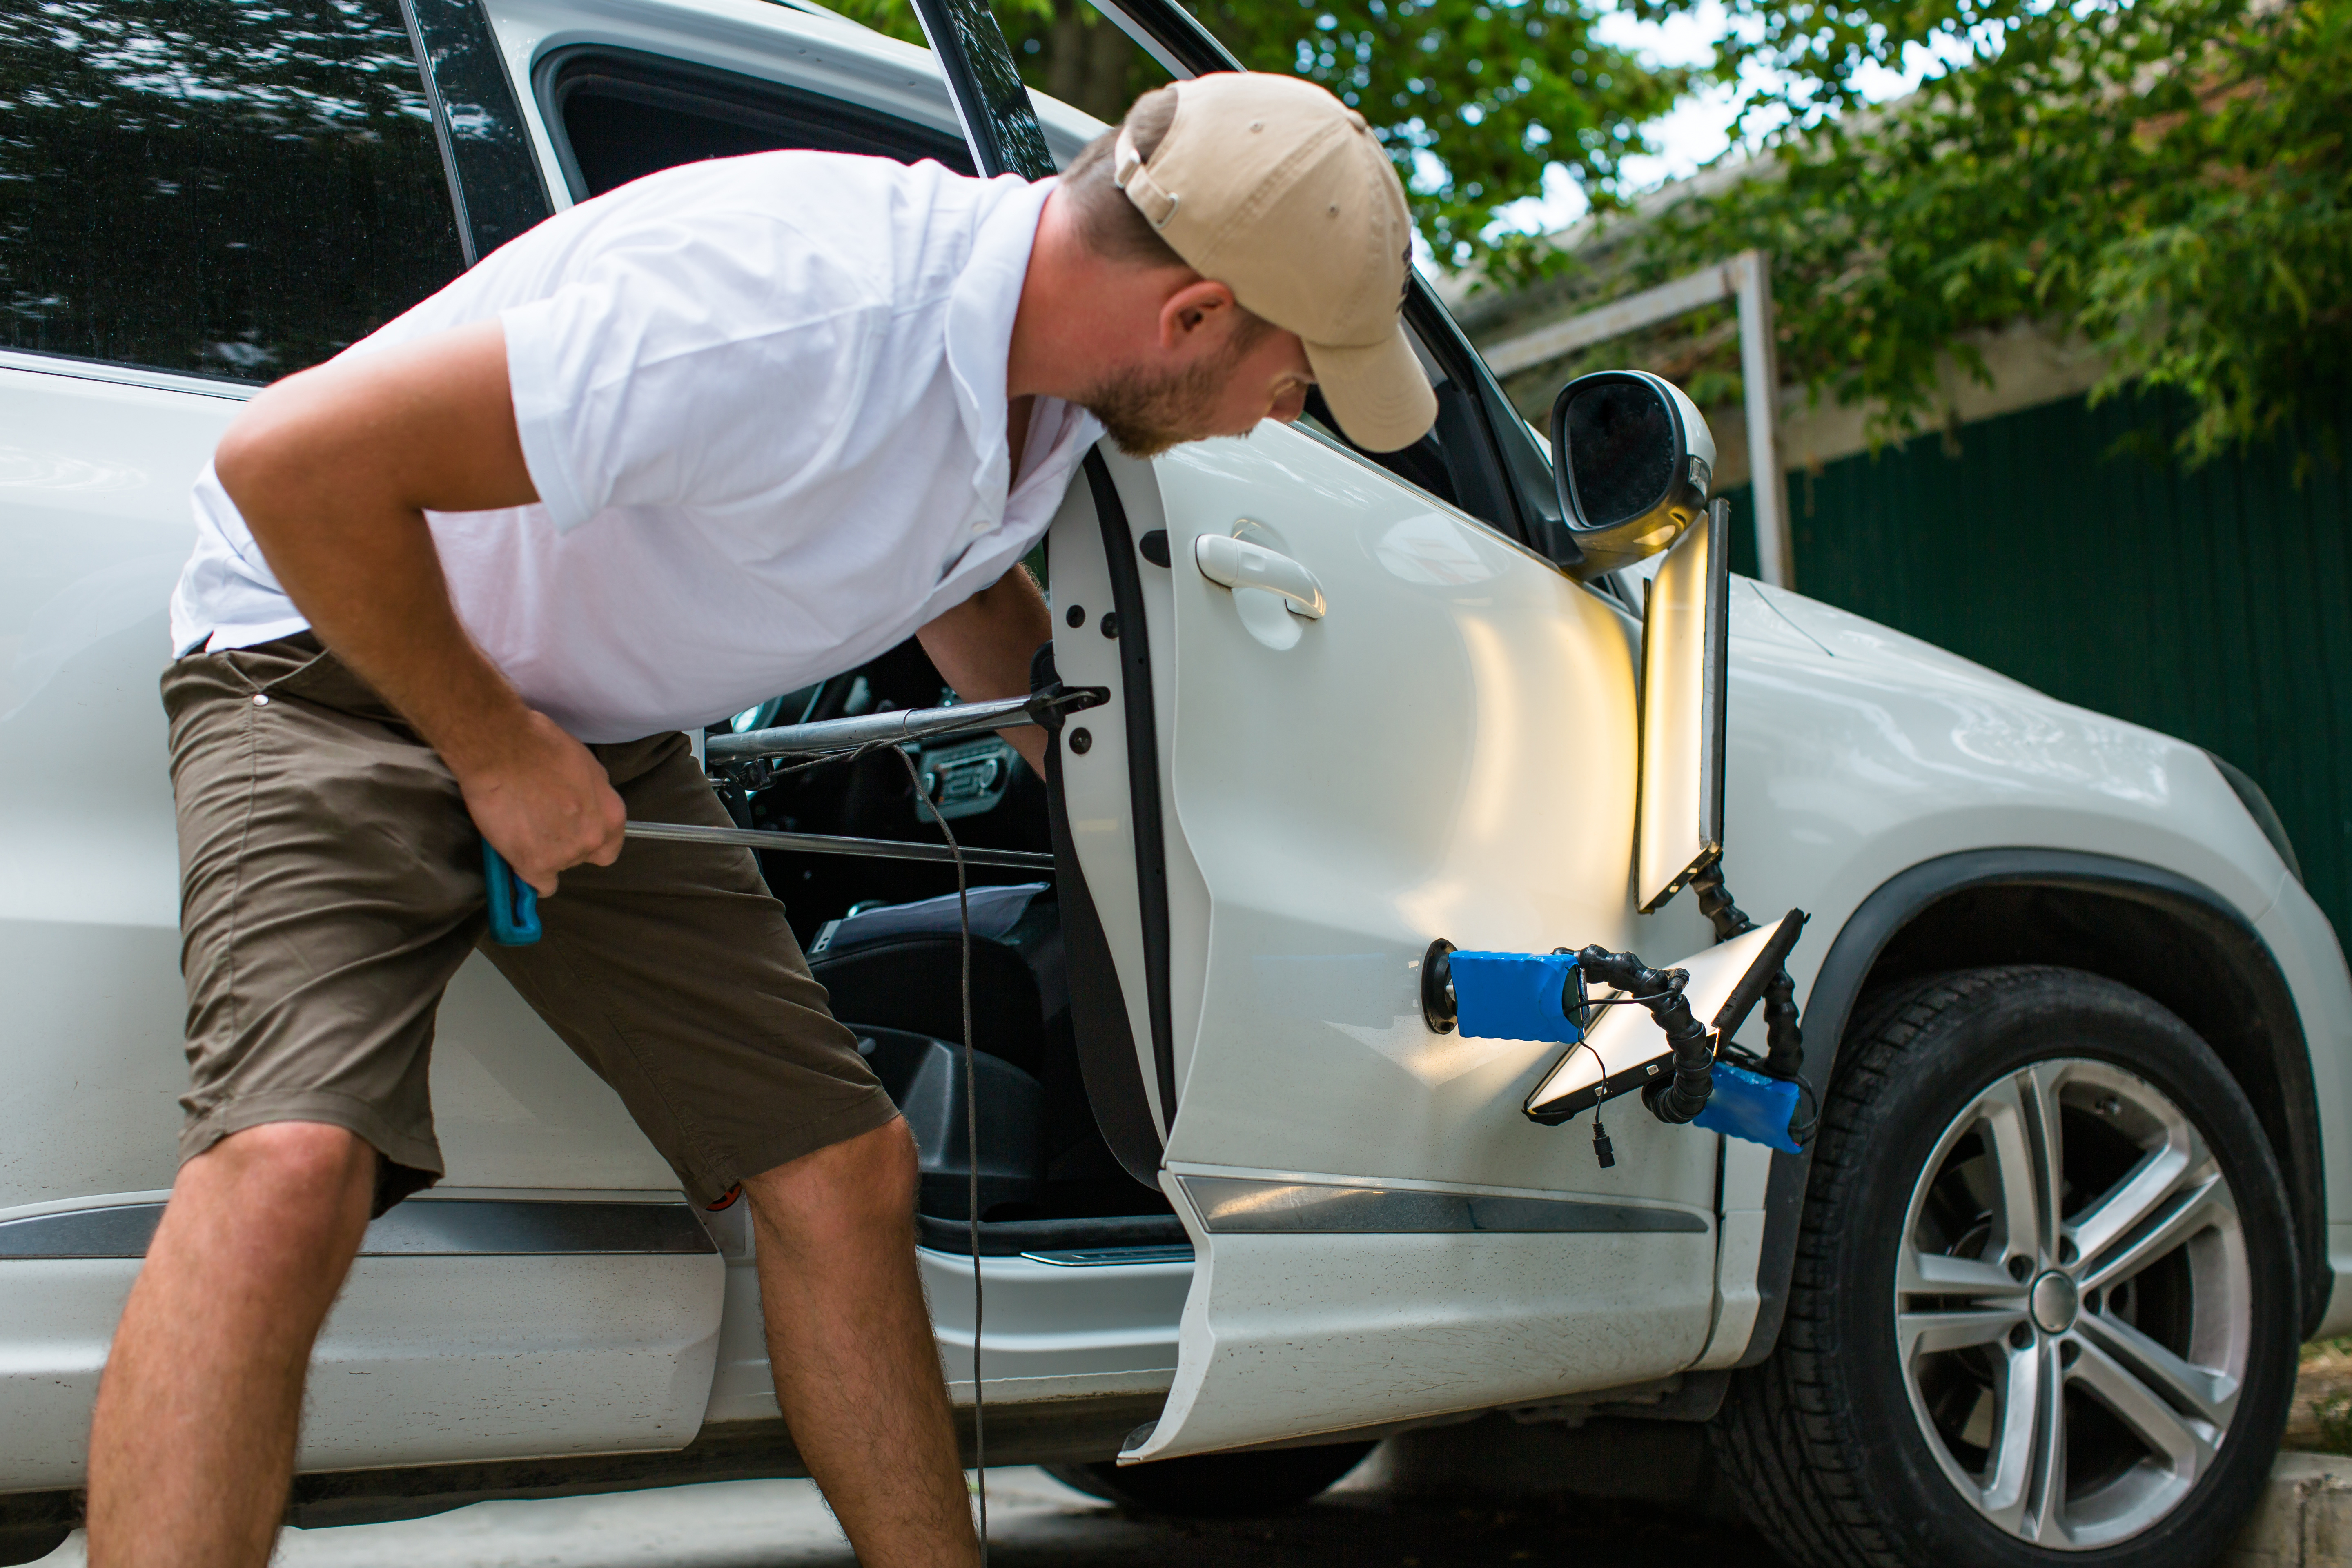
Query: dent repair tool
478 686 1103 946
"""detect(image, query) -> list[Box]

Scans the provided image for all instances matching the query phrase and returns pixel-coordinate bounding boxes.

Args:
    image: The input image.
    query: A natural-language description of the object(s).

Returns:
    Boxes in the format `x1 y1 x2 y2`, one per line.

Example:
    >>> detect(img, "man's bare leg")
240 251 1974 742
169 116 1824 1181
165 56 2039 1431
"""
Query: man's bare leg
746 1118 978 1567
87 1122 376 1568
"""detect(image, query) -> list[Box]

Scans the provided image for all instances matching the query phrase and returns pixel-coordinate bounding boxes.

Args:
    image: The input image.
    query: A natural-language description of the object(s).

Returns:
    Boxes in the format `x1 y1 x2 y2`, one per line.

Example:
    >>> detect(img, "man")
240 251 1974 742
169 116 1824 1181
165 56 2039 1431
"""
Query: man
90 71 1433 1567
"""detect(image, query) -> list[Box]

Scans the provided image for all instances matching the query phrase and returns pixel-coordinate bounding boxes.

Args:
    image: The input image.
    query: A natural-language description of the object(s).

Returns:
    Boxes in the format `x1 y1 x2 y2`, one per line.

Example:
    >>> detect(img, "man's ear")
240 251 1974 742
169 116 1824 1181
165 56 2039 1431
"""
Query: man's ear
1157 279 1238 354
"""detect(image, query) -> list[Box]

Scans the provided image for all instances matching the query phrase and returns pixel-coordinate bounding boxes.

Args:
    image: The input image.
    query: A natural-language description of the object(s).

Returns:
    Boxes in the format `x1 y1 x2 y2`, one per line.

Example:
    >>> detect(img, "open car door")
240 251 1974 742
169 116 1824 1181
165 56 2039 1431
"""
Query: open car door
1091 432 1727 1459
925 0 1735 1457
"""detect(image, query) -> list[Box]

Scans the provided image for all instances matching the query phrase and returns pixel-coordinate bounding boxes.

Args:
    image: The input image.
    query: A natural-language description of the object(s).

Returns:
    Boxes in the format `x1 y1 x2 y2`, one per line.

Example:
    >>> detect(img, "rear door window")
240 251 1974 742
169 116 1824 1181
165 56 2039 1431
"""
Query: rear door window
533 47 974 202
0 0 467 382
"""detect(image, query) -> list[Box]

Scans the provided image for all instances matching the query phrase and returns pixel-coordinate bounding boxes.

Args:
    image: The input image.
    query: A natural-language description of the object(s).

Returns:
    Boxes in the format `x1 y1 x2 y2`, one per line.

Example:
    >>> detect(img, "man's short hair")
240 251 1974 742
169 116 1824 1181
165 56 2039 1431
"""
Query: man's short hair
1062 87 1186 269
1063 87 1275 354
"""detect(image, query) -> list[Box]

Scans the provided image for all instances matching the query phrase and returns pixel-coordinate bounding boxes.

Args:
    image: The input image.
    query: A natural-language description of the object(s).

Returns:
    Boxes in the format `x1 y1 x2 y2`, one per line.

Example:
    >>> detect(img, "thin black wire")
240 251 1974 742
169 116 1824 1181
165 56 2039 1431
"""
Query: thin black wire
891 745 986 1562
713 737 891 787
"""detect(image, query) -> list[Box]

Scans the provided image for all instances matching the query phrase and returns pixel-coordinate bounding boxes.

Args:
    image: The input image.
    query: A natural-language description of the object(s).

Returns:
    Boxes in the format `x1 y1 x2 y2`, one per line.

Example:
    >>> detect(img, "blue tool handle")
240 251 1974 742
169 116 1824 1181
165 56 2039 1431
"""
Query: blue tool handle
482 837 542 946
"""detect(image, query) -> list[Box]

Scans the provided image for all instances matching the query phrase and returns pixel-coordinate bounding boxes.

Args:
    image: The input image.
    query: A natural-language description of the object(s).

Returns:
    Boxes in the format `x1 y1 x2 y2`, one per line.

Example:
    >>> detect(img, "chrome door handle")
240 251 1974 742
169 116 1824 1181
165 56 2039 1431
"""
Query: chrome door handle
1194 533 1327 619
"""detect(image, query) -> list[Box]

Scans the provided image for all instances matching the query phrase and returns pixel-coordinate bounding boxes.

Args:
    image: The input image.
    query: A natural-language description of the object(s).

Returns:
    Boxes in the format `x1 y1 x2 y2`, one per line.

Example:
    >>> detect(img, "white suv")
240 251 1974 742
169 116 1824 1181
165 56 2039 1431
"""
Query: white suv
1 0 2343 1564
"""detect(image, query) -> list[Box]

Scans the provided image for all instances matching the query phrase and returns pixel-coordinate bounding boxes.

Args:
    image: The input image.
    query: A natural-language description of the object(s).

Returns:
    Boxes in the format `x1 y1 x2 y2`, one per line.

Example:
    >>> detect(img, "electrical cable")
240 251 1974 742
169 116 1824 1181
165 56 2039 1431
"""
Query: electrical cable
892 744 987 1563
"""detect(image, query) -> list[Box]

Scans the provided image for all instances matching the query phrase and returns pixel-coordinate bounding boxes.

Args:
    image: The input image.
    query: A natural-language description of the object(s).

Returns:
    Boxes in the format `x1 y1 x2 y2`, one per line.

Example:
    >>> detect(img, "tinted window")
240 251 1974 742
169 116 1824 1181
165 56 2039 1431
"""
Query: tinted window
0 0 466 381
537 48 974 203
408 0 550 260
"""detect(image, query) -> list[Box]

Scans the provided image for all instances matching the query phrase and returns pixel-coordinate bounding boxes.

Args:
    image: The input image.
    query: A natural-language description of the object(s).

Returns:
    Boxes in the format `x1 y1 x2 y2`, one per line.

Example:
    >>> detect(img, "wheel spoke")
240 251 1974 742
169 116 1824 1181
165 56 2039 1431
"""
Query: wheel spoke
1902 1248 2028 1301
2071 1333 2218 1475
1901 1306 2028 1356
2066 1127 2198 1274
1978 1336 2046 1524
2022 1339 2069 1546
2077 1169 2234 1293
2076 1310 2239 1429
2021 1066 2067 1264
1980 1074 2055 1263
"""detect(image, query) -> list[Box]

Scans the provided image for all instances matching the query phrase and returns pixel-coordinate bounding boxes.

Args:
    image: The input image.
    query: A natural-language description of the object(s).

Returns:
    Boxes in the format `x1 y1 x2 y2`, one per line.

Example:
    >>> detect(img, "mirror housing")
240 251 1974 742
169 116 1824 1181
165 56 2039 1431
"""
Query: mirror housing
1550 370 1715 579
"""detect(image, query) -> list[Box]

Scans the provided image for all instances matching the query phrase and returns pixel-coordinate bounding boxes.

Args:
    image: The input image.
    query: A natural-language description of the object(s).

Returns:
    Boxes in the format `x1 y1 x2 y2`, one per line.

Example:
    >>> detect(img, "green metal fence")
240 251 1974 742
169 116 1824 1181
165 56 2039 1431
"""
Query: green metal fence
1723 392 2352 949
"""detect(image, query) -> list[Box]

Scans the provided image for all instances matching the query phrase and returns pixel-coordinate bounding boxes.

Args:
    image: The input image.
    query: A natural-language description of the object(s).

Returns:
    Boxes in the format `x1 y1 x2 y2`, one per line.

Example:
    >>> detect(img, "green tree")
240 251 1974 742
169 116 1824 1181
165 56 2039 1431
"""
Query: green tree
1633 0 2352 466
824 0 1688 273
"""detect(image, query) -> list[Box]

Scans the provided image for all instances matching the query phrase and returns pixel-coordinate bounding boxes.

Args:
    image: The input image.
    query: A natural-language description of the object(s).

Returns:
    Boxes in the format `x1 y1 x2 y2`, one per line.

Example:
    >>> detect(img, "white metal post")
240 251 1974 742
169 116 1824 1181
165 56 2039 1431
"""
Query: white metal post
1729 251 1793 589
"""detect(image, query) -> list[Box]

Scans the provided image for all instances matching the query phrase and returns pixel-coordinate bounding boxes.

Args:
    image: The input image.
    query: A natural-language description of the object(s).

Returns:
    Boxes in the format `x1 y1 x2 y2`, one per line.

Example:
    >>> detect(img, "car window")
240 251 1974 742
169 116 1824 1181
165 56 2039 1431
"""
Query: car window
0 0 466 382
1295 267 1567 552
408 0 552 260
533 47 976 201
1288 310 1532 536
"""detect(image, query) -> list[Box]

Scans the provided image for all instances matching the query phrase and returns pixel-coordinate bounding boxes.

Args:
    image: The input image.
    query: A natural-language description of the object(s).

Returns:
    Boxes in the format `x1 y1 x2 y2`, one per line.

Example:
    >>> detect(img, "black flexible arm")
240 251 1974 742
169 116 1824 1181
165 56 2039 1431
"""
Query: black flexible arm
1690 862 1805 1080
1690 862 1751 942
1574 946 1717 1124
1761 966 1804 1078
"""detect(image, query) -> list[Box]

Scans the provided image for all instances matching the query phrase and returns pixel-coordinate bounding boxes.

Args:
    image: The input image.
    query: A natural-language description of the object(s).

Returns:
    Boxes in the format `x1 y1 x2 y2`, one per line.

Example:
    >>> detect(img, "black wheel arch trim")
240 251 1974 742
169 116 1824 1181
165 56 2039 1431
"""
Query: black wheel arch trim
1738 847 2328 1366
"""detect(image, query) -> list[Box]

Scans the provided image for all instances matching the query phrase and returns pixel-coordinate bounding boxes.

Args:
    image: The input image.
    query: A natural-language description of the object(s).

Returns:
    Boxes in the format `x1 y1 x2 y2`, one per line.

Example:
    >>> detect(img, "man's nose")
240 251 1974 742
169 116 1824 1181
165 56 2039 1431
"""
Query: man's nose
1270 386 1309 423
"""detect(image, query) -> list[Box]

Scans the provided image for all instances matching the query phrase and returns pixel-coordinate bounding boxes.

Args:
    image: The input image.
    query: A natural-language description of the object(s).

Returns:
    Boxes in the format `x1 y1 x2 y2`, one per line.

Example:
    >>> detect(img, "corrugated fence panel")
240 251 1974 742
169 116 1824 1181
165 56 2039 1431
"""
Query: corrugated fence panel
1722 392 2352 949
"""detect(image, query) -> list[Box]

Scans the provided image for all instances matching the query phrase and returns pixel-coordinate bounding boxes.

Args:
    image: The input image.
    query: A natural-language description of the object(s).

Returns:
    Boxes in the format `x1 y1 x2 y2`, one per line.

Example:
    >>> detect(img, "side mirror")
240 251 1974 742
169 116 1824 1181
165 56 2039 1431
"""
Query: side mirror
1551 370 1715 579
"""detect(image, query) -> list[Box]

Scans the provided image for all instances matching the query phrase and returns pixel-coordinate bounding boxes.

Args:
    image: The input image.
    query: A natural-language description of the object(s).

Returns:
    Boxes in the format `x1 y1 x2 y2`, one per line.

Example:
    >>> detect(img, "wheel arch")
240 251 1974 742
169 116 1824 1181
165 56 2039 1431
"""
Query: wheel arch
1738 848 2327 1367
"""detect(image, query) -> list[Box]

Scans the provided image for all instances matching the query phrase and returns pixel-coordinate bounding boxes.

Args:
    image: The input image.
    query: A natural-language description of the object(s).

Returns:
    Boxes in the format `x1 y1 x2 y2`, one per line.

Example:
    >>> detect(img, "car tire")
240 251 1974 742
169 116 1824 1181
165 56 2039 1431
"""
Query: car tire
1711 965 2299 1568
1043 1439 1377 1517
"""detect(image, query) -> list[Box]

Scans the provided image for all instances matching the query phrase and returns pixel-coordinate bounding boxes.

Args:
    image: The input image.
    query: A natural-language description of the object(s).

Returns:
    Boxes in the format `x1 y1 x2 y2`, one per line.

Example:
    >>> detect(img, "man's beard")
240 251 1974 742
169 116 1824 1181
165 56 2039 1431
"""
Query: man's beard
1078 326 1269 460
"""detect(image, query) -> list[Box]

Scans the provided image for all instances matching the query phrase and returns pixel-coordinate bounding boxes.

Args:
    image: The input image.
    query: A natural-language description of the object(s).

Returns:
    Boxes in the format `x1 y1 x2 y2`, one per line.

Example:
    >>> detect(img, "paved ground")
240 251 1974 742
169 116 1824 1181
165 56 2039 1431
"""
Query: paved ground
36 1465 1777 1567
45 1348 2352 1567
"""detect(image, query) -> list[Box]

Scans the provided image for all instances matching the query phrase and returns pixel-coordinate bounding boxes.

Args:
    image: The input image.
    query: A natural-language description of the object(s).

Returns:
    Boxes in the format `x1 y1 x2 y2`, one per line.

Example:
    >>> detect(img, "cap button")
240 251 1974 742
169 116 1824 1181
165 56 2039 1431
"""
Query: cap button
1345 109 1368 130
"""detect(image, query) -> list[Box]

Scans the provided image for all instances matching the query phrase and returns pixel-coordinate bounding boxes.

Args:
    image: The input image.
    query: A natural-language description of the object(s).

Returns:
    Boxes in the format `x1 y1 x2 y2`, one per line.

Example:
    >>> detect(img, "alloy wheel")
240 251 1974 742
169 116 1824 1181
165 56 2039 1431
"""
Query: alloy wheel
1894 1057 2252 1550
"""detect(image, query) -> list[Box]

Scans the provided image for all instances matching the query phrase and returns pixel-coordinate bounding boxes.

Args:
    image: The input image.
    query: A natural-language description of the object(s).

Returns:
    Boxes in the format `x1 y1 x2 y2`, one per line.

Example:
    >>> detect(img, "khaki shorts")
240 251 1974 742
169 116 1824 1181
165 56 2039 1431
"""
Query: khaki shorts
164 635 898 1213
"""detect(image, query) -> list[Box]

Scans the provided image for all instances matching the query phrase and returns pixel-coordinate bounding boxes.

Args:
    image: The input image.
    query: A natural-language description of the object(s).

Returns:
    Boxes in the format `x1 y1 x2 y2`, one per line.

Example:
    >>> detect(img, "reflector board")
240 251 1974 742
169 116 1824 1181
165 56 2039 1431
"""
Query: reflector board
1635 499 1730 913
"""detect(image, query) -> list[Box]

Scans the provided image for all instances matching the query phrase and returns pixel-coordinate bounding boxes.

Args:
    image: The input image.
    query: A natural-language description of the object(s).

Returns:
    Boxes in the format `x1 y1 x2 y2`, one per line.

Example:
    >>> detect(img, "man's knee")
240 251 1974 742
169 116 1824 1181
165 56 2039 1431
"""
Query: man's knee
177 1121 377 1241
745 1119 918 1243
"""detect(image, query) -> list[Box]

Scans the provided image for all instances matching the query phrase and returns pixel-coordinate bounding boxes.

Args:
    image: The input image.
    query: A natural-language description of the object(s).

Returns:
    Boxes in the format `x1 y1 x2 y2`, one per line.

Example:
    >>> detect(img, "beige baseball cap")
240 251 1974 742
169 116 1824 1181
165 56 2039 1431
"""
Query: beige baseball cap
1114 74 1437 453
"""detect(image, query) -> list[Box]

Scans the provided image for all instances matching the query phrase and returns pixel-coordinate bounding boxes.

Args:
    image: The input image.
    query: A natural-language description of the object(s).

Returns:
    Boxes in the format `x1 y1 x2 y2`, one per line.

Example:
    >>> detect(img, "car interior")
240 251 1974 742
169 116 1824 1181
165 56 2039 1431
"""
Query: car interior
531 41 1543 1256
702 640 1174 1251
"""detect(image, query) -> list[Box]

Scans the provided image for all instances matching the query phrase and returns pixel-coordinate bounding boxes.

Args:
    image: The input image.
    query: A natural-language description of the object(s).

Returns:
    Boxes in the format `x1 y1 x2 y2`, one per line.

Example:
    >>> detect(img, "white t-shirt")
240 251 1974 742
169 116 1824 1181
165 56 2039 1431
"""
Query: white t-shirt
169 153 1102 744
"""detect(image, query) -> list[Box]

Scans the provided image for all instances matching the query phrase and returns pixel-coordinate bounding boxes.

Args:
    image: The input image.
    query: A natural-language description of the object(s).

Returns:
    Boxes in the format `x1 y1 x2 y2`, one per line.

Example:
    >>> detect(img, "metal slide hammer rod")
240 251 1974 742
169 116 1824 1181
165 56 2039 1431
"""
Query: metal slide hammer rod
484 821 1055 946
704 687 1105 771
622 820 1054 871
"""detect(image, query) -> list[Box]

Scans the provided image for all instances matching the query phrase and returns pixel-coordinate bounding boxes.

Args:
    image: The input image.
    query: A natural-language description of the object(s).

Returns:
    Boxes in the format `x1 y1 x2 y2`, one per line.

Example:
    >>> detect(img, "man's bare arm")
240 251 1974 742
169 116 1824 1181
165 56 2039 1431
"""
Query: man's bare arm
916 566 1054 777
213 318 623 895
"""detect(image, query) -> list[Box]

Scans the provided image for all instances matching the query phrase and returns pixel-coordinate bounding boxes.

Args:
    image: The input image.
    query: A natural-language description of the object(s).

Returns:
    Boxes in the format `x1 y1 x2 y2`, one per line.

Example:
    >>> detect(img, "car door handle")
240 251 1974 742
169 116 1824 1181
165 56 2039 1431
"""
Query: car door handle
1194 533 1327 619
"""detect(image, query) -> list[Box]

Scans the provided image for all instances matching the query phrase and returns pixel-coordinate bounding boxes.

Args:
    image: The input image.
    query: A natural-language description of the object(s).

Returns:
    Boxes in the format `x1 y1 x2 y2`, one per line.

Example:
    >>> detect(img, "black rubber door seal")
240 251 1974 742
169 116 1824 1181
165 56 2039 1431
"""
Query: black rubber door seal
1082 452 1180 1130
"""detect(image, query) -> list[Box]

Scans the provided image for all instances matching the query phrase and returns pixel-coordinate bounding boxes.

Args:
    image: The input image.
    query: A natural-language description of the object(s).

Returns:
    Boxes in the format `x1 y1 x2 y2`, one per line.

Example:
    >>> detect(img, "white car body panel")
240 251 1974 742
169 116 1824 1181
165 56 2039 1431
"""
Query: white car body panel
1147 1199 1714 1458
0 1189 724 1486
0 354 733 1482
2256 880 2352 1335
